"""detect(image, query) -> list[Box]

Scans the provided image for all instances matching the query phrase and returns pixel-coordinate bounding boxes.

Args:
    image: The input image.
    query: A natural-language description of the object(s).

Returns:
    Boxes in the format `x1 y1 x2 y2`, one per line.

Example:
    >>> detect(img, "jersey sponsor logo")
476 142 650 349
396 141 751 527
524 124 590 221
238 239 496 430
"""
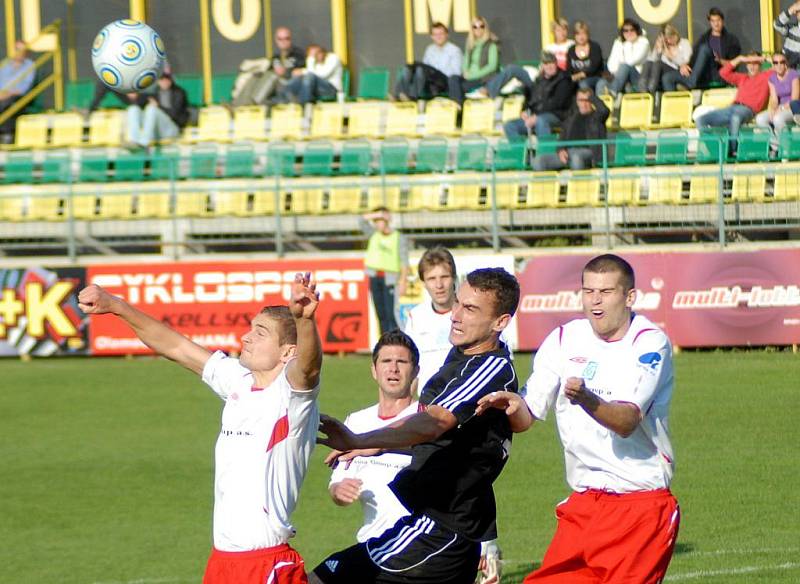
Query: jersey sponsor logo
673 285 800 309
519 289 661 313
569 356 588 363
638 352 662 371
581 361 598 380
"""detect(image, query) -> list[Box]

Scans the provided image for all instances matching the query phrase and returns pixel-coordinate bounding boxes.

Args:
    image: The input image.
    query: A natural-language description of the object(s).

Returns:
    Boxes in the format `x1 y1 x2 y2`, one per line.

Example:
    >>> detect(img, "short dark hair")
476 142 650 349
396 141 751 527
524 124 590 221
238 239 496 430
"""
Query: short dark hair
372 329 420 369
708 7 724 20
465 268 520 317
259 305 297 345
431 21 448 34
619 18 642 40
418 246 457 280
582 254 635 292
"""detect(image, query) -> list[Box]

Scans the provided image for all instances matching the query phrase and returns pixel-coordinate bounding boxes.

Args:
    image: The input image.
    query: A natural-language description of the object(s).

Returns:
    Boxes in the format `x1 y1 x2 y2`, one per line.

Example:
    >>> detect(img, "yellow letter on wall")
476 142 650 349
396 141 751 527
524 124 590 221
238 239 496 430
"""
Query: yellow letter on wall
413 0 471 34
631 0 681 25
212 0 260 42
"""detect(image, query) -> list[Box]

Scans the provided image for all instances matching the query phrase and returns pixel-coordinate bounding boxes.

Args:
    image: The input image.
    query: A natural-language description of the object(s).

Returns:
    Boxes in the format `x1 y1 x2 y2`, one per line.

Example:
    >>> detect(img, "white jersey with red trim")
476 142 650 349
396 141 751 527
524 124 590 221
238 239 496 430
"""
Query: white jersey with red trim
202 350 320 551
329 401 418 542
523 314 674 493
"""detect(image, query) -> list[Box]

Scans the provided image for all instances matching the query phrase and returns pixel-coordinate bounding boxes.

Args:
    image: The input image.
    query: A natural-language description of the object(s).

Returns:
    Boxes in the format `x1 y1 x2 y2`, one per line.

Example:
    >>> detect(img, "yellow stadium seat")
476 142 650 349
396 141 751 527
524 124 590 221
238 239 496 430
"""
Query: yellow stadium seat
175 189 210 216
689 174 719 204
501 95 525 123
269 104 304 140
347 101 383 138
565 170 602 206
647 167 684 204
70 194 98 219
0 186 26 220
773 162 800 201
50 113 85 148
423 98 458 136
232 105 267 141
252 189 278 215
27 189 63 220
137 189 171 218
98 187 135 218
654 91 693 129
367 183 402 211
730 166 766 203
701 87 737 109
461 98 495 135
385 102 418 137
407 183 446 211
193 106 231 142
599 94 615 128
327 179 364 213
88 110 124 146
214 190 251 216
310 103 344 139
493 173 523 208
524 172 561 207
618 93 653 130
607 168 642 206
285 179 325 214
14 114 49 149
447 173 483 209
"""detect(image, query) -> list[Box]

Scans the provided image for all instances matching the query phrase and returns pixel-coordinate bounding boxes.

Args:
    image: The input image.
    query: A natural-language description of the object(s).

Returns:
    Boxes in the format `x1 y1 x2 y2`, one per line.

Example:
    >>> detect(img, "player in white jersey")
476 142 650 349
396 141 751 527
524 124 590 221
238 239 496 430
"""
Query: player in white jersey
403 246 504 584
77 273 323 584
477 254 680 583
328 330 419 542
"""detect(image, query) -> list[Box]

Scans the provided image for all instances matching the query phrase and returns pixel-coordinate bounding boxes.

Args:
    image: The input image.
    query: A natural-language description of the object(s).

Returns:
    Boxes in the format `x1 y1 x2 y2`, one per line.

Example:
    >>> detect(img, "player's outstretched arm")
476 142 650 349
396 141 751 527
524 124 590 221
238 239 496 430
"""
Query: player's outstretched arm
563 377 640 437
476 391 535 433
285 272 322 391
77 284 211 375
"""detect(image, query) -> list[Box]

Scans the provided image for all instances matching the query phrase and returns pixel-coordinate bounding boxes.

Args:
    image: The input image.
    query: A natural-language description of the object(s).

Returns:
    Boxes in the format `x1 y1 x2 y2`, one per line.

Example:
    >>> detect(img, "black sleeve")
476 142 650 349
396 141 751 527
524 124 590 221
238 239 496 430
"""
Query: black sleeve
566 46 578 76
545 77 576 118
587 42 604 76
725 33 742 60
162 86 189 127
591 93 610 123
432 355 515 425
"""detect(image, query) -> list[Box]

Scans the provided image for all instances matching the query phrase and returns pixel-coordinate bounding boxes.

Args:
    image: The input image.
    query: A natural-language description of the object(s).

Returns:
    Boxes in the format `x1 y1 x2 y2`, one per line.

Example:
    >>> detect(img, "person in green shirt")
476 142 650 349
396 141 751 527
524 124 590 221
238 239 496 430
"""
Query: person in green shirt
447 16 501 105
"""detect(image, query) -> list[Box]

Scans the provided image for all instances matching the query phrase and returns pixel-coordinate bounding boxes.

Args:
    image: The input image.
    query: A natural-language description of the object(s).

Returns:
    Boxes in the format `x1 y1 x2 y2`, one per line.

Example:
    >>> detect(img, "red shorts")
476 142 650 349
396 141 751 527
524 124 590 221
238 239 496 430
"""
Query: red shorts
203 544 308 584
525 488 680 584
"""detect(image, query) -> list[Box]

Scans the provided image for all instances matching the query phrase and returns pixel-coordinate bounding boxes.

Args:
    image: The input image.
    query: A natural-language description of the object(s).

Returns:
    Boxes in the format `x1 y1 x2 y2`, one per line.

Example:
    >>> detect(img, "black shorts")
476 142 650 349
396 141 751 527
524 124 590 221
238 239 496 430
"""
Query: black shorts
313 513 480 584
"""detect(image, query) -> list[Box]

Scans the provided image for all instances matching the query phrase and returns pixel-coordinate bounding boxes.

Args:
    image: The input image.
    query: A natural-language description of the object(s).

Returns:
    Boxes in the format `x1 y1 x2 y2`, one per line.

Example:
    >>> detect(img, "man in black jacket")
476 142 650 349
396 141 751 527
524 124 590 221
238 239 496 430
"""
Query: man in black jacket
126 71 189 148
503 51 575 140
532 88 610 170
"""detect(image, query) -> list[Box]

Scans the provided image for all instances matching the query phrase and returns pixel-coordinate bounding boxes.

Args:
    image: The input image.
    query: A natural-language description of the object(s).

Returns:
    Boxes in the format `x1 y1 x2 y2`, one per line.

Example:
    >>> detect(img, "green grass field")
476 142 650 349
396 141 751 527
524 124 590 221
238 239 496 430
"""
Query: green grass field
2 351 798 583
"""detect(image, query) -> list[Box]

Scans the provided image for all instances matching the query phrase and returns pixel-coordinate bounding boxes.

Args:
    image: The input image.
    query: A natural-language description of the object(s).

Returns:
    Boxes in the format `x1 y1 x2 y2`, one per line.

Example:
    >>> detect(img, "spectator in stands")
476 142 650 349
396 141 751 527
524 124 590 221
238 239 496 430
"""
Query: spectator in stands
532 88 609 171
776 2 800 69
674 7 741 90
596 18 650 98
394 22 462 101
654 25 694 92
125 71 189 149
545 18 574 72
503 51 574 141
0 41 35 142
755 53 799 148
361 207 408 334
232 26 305 106
696 53 771 156
567 21 604 91
277 44 342 105
447 16 500 105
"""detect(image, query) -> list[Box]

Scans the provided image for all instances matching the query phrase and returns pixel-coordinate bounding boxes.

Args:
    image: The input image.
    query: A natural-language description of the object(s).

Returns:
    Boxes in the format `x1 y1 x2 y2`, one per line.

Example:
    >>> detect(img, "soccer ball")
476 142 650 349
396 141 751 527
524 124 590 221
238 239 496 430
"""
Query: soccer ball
91 19 166 93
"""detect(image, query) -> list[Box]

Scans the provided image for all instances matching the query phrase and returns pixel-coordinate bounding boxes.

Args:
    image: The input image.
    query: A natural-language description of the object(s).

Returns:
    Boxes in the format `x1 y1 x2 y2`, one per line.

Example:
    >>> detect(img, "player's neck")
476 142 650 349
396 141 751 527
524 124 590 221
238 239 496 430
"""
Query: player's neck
250 364 285 389
431 301 453 314
377 394 413 419
461 335 500 356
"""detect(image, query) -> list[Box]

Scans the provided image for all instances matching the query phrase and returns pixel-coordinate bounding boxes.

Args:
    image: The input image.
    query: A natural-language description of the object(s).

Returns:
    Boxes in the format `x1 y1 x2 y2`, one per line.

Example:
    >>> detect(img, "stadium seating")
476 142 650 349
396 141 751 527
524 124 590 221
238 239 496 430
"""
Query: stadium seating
270 104 304 140
357 67 390 100
696 127 729 164
265 142 296 177
462 98 496 135
525 172 561 208
736 127 771 162
189 145 218 179
310 102 345 139
50 112 84 147
347 101 383 138
114 152 146 181
423 98 458 136
655 130 689 165
613 131 647 166
456 136 488 171
416 137 448 173
647 167 684 204
618 93 653 130
302 141 335 176
778 127 800 160
384 102 418 137
607 168 642 206
339 139 373 175
14 114 48 149
730 165 767 203
3 151 35 183
501 95 525 123
701 87 736 109
654 91 693 128
447 173 483 210
78 151 109 182
493 139 526 170
565 170 602 206
380 138 410 174
223 143 256 178
193 106 231 142
232 105 267 141
88 110 124 146
773 162 800 200
689 173 720 204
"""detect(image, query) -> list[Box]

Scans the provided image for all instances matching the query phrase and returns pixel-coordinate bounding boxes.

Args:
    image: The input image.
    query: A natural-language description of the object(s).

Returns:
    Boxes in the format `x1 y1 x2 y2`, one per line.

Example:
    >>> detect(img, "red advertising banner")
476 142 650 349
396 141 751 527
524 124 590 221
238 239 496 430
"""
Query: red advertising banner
86 259 369 355
517 249 800 349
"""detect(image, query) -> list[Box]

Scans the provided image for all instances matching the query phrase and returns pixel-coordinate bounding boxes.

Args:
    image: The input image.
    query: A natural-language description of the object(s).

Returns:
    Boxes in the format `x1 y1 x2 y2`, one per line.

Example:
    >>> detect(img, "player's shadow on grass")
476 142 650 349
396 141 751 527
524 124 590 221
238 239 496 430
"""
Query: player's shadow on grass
673 541 696 555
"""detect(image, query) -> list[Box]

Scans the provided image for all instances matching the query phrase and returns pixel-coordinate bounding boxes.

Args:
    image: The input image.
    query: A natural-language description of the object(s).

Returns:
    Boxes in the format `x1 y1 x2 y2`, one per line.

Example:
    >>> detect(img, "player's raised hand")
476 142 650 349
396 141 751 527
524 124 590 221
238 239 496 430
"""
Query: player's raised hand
288 272 319 319
564 377 595 407
329 478 363 506
318 414 360 452
476 390 523 416
77 284 120 315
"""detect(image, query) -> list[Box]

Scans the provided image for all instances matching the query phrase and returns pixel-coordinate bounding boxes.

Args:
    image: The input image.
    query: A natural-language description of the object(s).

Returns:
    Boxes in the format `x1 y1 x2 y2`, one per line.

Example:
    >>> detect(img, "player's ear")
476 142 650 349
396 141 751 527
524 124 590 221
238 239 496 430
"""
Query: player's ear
625 287 636 308
370 361 379 382
281 343 298 361
492 312 511 333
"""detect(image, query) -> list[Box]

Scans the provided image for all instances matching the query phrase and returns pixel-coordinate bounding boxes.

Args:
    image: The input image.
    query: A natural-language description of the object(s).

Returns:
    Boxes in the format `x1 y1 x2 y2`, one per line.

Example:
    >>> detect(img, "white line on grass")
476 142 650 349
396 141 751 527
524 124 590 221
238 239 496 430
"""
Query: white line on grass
665 562 800 581
682 547 799 557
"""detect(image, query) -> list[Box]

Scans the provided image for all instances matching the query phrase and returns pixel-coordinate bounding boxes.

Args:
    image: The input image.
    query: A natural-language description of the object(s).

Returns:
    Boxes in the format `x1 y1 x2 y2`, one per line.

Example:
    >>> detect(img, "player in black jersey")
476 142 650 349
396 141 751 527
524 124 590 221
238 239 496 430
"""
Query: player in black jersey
313 267 520 584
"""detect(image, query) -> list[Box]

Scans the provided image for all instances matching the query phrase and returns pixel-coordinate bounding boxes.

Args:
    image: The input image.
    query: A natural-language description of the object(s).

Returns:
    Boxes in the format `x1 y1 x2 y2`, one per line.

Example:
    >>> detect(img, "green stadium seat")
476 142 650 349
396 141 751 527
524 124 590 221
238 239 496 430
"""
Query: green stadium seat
655 130 688 165
41 152 71 184
79 152 109 182
223 144 256 178
379 138 410 174
696 128 728 164
456 136 488 171
736 127 771 162
339 139 372 175
494 139 527 171
302 141 335 176
150 145 181 180
65 79 95 110
189 145 218 179
416 137 448 173
613 131 647 166
778 127 800 160
265 142 296 177
535 134 558 155
357 67 390 100
114 152 146 182
212 73 237 104
3 152 35 184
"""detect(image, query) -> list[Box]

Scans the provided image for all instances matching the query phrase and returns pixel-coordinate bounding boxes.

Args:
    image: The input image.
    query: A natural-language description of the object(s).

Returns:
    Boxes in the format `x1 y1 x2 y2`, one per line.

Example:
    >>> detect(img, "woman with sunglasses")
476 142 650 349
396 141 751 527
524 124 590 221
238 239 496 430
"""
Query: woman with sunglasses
755 53 800 146
597 18 650 98
447 16 500 105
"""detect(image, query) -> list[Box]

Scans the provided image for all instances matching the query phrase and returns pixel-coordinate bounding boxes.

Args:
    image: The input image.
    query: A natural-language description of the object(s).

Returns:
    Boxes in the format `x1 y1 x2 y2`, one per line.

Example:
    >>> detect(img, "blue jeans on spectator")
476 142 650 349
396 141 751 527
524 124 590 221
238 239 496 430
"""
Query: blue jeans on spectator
697 103 754 154
533 148 595 171
448 75 486 104
661 44 717 90
576 76 602 91
597 63 641 96
485 65 533 98
126 103 179 147
368 275 398 333
280 73 337 104
503 112 560 141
